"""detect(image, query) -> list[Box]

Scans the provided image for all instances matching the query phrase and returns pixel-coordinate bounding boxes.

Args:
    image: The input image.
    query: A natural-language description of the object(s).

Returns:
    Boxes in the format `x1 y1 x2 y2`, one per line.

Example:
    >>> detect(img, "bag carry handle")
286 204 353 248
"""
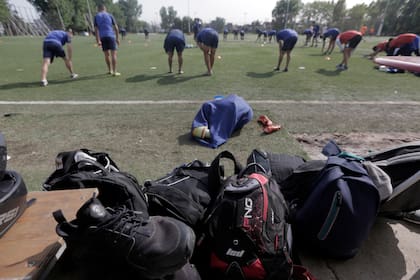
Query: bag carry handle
208 150 243 196
199 151 243 231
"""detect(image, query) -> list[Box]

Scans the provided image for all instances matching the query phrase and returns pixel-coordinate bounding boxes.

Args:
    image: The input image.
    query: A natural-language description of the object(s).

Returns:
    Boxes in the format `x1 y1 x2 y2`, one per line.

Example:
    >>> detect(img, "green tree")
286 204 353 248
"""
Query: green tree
380 0 405 35
181 16 192 33
117 0 142 32
30 0 123 32
301 1 334 26
331 0 346 28
398 0 420 33
46 0 74 29
160 6 177 31
0 0 10 22
30 0 96 31
272 0 302 30
172 17 182 30
71 0 90 31
343 4 368 31
209 17 225 33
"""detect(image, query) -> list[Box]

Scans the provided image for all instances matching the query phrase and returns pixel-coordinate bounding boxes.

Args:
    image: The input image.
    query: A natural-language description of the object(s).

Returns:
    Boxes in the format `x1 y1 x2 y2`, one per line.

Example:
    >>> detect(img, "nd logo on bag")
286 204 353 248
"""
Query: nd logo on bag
207 171 293 280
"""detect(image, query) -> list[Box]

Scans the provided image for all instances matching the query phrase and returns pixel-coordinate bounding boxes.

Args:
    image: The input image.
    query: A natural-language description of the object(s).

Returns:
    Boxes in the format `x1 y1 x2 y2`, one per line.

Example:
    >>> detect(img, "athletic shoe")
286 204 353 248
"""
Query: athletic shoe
55 196 196 279
257 115 273 127
113 72 121 76
336 64 348 71
70 73 79 79
283 68 288 72
273 67 280 71
402 210 420 225
41 80 48 86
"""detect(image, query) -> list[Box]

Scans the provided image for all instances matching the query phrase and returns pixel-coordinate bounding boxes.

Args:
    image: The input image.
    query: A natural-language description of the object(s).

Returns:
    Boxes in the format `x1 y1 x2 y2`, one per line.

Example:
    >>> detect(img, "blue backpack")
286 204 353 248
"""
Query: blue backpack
289 141 380 259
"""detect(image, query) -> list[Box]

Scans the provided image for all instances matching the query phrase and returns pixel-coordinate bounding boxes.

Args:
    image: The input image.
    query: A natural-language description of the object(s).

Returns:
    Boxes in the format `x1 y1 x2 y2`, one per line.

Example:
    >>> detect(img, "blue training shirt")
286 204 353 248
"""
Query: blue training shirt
167 29 184 41
276 29 298 41
44 30 70 46
323 28 340 38
94 11 116 38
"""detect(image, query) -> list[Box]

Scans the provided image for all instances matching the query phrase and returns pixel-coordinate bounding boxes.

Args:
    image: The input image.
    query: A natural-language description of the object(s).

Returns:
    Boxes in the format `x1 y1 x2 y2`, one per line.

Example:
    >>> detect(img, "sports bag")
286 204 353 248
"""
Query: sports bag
206 163 293 280
43 149 148 213
144 151 242 229
291 141 380 259
246 148 306 187
0 171 28 237
43 149 120 190
364 141 420 215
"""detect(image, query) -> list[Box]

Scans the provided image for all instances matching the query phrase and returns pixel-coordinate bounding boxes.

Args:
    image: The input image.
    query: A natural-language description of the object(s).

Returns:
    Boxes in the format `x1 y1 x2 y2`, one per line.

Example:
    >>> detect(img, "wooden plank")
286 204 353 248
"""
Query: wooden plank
0 189 95 280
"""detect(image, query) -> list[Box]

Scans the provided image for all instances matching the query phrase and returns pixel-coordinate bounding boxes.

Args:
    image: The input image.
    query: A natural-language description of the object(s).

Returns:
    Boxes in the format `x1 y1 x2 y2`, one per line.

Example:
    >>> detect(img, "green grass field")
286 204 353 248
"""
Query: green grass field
1 33 419 191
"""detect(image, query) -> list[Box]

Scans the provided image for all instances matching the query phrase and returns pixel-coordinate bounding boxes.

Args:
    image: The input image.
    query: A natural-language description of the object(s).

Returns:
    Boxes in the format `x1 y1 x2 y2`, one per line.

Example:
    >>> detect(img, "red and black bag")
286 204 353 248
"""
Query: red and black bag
205 164 293 280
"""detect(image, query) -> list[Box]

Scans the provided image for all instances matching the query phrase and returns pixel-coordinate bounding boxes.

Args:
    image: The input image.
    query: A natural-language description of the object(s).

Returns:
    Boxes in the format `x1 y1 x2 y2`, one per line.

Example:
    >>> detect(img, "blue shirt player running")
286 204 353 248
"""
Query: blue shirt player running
321 28 340 55
94 4 120 76
164 29 186 74
274 29 298 72
41 29 78 86
196 27 219 76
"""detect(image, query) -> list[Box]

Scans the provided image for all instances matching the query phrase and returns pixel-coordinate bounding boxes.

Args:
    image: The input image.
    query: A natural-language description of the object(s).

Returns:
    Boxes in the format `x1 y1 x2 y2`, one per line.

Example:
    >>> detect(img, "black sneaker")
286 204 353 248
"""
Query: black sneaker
55 196 196 279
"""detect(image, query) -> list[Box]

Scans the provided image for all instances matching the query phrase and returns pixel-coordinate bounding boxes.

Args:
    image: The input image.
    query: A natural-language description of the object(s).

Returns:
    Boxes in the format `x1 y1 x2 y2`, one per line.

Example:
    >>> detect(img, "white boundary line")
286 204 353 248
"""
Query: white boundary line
1 100 420 105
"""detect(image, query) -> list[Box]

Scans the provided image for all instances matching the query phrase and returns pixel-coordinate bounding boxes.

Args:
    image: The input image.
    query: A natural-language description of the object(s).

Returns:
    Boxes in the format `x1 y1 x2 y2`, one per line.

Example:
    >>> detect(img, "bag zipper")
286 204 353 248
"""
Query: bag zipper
317 191 342 240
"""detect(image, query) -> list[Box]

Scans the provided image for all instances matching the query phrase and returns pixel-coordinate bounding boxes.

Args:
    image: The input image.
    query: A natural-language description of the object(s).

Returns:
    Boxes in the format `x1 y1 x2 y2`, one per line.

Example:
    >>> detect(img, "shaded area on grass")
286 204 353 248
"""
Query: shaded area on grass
316 68 343 76
246 71 276 78
125 73 208 85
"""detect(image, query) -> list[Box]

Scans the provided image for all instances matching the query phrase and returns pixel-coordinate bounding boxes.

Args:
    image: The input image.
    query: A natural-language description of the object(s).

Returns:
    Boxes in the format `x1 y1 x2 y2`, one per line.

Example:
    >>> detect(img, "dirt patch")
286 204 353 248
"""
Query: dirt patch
294 132 420 160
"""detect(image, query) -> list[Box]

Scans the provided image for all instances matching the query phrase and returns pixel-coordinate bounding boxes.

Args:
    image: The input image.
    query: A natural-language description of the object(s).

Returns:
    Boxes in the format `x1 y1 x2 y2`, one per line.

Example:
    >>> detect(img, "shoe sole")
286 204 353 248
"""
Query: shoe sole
403 217 420 224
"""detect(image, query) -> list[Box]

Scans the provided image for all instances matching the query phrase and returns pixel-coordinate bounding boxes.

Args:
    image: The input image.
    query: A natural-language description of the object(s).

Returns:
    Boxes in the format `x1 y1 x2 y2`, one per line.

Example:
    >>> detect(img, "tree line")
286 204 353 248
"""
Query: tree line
274 0 419 36
159 0 420 36
0 0 419 36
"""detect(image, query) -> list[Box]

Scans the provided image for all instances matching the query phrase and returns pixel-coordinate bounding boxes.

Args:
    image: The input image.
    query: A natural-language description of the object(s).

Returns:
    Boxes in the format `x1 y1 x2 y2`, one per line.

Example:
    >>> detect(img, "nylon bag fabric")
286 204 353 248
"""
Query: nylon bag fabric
364 141 420 215
292 141 380 259
43 149 148 213
144 151 242 230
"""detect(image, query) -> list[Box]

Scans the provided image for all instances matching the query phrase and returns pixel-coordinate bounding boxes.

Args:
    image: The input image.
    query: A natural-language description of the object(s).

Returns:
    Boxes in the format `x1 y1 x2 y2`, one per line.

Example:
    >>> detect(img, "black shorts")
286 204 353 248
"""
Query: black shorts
100 36 117 51
43 41 65 59
164 37 185 53
347 35 362 49
282 36 298 51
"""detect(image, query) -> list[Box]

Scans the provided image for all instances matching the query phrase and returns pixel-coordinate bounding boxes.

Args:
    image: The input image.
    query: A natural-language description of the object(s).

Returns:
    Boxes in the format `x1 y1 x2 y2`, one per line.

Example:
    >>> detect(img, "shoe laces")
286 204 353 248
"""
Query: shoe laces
98 206 149 238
